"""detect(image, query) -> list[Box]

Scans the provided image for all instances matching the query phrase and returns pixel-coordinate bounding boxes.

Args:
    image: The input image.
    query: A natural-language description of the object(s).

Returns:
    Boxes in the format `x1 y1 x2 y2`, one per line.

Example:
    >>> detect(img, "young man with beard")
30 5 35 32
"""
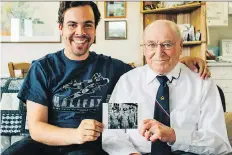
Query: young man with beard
2 2 210 155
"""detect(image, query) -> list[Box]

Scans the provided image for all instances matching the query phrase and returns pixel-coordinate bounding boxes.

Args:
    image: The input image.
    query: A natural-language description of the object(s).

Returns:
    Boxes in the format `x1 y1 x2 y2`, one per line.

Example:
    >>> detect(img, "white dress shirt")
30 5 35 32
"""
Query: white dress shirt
102 63 232 155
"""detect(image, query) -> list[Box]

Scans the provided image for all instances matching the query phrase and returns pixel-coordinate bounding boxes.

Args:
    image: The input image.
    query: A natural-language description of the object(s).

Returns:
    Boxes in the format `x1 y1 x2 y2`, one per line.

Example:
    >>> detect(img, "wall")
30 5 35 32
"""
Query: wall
208 15 232 46
0 2 142 76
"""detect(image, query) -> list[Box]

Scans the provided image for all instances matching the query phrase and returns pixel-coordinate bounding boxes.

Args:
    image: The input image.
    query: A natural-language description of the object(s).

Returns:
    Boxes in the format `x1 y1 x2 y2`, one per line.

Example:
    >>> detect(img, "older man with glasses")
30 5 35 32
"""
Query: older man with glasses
103 20 232 155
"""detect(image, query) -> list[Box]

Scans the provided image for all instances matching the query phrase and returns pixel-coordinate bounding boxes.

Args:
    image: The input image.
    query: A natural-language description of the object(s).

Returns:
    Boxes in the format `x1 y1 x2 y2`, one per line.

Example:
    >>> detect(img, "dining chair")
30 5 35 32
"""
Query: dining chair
8 62 31 78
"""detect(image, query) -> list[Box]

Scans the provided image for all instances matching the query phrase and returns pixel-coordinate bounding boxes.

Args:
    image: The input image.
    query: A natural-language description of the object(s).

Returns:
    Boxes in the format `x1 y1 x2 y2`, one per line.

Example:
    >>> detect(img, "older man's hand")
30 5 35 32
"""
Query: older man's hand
180 56 211 79
139 119 176 143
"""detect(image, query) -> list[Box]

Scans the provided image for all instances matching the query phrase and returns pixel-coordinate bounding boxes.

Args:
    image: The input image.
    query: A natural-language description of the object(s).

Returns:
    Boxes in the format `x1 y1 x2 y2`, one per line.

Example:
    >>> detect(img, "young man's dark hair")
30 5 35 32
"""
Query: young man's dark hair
58 1 101 28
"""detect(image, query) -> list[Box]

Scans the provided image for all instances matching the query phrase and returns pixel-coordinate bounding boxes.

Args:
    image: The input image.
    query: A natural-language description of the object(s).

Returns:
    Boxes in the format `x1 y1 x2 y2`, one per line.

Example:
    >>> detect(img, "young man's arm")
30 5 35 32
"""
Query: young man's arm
27 100 103 146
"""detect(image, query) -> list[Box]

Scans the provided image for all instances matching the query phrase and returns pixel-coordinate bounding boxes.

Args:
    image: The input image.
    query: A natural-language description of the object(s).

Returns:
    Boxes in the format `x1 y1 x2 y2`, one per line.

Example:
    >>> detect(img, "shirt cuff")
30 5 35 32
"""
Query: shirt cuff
167 128 193 149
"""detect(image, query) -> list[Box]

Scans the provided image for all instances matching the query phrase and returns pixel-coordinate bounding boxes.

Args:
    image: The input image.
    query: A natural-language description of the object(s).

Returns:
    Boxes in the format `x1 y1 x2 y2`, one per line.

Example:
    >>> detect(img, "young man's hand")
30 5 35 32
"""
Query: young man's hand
180 56 211 79
139 119 176 143
75 119 104 144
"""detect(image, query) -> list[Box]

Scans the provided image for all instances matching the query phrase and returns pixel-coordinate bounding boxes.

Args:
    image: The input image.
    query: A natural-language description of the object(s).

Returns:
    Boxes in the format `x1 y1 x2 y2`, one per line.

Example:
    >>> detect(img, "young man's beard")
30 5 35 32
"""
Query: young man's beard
69 35 92 57
73 45 90 56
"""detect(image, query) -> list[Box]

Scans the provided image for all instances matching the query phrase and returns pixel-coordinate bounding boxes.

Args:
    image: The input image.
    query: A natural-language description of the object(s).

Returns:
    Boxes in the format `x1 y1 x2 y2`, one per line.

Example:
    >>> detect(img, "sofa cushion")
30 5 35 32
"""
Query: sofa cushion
0 78 28 136
11 136 25 145
0 77 29 153
1 110 26 136
0 136 11 153
225 112 232 146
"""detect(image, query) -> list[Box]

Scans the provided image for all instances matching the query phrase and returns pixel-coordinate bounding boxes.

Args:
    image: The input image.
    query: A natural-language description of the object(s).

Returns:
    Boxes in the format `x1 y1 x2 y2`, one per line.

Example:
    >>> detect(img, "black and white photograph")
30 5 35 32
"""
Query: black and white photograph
103 103 138 129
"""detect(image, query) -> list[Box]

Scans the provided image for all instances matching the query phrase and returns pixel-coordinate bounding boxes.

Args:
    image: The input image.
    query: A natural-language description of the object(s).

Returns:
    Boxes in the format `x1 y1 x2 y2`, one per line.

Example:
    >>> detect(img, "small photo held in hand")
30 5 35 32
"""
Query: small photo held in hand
103 103 138 129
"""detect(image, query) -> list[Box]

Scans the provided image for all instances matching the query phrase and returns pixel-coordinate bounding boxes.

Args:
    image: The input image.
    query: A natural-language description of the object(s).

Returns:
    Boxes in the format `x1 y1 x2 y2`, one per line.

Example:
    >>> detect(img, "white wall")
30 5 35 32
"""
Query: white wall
0 2 142 76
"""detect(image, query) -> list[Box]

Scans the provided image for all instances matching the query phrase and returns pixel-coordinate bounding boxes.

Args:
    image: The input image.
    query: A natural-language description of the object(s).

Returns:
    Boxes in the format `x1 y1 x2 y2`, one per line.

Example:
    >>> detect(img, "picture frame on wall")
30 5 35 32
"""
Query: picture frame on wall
105 21 127 40
104 2 126 18
1 2 61 43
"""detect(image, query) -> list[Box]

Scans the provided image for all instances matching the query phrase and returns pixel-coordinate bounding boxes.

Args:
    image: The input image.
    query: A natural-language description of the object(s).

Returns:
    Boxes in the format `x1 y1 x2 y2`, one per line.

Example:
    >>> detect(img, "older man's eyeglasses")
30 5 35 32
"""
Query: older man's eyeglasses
143 42 176 51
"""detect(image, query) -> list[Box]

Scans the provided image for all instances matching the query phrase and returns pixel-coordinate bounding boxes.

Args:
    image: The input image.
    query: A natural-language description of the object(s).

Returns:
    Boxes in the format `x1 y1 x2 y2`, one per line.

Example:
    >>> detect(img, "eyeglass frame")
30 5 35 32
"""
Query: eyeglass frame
141 41 176 51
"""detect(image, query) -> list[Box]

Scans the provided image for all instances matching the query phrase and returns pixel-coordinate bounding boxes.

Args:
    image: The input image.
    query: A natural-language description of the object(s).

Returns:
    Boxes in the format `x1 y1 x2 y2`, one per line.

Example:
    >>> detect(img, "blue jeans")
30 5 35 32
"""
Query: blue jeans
2 137 109 155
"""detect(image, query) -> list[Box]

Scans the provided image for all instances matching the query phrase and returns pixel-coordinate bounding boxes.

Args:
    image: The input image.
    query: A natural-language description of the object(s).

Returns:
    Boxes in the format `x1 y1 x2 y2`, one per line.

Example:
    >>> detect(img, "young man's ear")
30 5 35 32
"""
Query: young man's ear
58 24 63 36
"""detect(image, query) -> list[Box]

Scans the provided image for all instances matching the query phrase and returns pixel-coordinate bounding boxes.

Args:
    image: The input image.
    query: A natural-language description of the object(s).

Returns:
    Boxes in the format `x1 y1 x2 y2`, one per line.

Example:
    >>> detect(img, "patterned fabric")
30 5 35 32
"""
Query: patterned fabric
0 77 28 153
1 110 26 135
154 76 170 125
1 78 24 93
0 78 28 136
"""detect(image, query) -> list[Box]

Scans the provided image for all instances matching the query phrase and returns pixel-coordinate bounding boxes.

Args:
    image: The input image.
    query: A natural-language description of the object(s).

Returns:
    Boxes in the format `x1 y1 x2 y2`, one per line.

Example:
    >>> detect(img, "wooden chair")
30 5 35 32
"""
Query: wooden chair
8 62 31 78
128 62 136 68
217 86 226 112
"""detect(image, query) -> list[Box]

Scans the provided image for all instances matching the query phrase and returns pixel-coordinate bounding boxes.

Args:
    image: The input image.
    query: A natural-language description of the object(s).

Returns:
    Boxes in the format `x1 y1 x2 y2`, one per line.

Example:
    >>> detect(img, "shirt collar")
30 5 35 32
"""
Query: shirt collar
145 63 181 86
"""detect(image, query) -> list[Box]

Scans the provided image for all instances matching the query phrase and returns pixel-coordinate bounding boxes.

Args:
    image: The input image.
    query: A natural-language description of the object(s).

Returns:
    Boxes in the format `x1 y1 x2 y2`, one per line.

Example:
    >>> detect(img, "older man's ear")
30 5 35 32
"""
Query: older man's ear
179 39 184 55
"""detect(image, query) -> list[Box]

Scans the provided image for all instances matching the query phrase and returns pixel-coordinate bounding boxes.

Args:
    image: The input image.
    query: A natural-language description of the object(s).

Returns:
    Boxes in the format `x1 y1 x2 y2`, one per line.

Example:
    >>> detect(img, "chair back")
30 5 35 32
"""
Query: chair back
128 62 136 68
217 86 226 112
8 62 31 78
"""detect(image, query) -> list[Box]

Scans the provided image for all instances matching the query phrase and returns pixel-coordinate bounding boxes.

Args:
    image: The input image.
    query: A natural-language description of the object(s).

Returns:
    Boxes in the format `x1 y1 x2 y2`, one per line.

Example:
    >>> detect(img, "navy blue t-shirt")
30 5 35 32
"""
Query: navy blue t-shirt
17 49 132 146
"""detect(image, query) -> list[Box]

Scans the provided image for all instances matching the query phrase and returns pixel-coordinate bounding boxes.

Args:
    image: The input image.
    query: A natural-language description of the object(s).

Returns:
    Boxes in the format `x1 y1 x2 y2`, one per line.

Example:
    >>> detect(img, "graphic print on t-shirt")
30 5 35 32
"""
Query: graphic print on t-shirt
52 73 110 113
